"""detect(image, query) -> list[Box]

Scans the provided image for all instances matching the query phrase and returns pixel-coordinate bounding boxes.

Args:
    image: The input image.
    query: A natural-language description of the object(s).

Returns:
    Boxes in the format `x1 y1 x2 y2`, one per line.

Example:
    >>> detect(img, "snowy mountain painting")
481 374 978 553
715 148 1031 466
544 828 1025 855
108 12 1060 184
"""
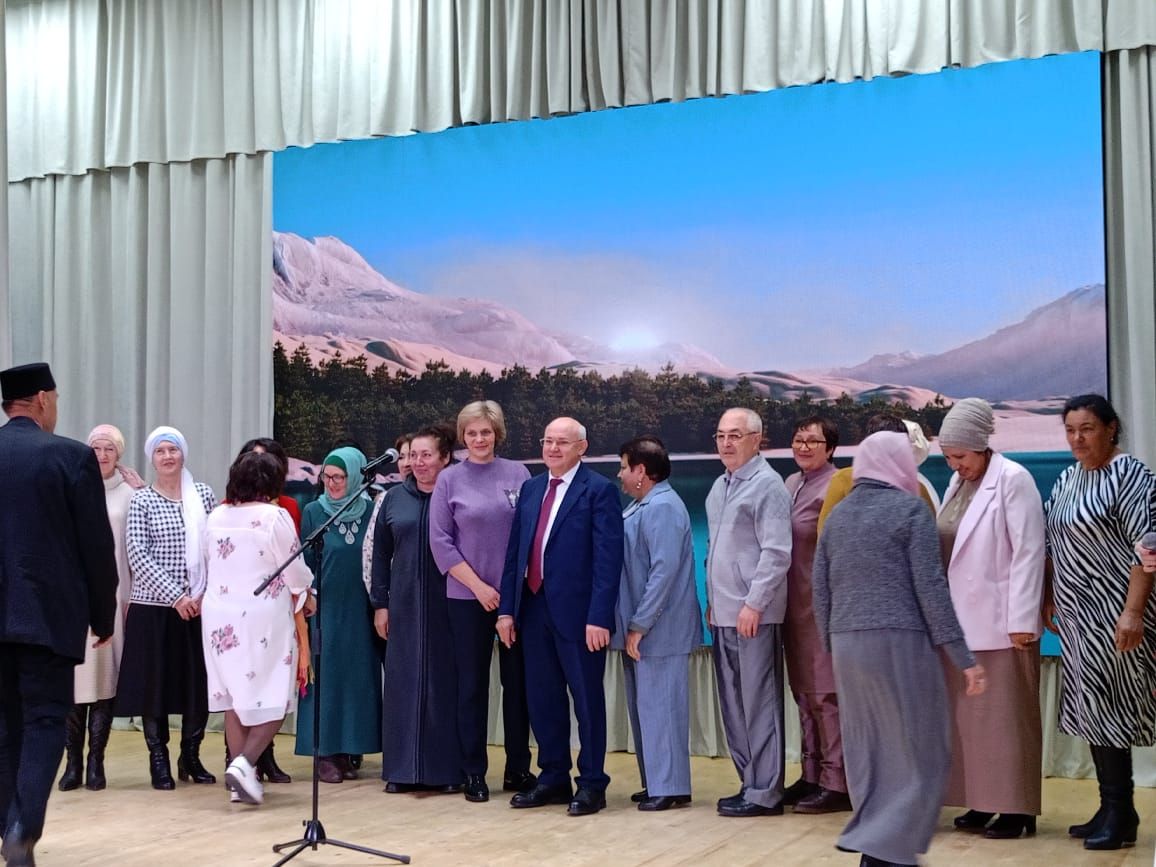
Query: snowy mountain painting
273 51 1105 457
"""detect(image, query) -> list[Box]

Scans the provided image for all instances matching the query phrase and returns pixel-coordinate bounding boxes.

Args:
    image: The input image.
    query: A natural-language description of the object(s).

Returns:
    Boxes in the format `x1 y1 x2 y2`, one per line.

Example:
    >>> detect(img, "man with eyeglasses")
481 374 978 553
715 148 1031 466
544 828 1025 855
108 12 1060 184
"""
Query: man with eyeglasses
498 417 624 816
705 407 792 818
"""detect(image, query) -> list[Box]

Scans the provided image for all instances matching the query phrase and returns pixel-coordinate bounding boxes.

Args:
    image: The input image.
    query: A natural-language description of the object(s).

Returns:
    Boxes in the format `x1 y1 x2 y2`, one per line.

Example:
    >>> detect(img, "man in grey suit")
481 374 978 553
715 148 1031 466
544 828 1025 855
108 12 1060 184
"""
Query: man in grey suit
613 436 703 812
705 407 792 817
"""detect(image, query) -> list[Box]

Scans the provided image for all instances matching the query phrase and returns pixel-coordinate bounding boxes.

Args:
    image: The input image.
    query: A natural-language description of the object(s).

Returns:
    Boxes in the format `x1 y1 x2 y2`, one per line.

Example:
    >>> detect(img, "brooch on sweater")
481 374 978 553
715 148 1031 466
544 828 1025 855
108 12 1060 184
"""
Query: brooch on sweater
504 489 519 509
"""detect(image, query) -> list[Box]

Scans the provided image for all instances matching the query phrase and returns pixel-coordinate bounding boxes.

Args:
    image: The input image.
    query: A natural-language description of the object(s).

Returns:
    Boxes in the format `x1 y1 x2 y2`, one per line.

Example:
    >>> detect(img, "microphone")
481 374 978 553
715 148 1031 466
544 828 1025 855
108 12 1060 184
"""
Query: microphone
361 448 400 478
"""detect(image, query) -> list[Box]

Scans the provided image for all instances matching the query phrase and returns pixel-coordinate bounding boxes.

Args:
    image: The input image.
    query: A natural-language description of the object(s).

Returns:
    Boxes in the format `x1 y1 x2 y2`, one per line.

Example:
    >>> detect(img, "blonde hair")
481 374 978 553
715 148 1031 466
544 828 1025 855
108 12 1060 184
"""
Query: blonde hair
457 400 508 446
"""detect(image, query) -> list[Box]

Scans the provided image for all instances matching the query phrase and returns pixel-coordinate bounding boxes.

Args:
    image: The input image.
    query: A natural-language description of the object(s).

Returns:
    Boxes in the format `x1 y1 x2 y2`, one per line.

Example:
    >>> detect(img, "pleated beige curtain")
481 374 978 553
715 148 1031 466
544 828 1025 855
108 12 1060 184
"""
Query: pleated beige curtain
6 155 272 489
7 0 1106 182
0 0 9 368
1103 46 1156 468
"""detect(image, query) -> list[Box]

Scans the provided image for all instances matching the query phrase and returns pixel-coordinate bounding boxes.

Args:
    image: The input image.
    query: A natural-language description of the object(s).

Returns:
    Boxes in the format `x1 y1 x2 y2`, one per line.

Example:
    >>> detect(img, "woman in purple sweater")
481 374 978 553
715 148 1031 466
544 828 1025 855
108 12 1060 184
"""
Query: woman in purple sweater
430 400 536 803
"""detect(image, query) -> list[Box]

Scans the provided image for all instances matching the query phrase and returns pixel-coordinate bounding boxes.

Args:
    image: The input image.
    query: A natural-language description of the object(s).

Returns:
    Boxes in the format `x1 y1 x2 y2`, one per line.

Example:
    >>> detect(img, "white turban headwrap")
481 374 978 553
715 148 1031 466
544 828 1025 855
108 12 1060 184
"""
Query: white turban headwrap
144 426 208 599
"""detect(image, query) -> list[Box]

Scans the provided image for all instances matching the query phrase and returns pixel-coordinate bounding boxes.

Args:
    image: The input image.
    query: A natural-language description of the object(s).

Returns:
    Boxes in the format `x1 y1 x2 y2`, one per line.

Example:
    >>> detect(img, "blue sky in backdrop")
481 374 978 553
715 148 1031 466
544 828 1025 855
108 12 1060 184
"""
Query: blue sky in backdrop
274 52 1103 371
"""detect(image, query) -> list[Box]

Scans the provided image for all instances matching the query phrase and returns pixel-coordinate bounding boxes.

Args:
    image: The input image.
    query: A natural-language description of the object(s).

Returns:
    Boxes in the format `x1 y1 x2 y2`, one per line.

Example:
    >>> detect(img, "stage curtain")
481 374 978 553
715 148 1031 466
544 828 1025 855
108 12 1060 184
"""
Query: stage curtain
0 0 8 367
7 0 1106 182
1103 46 1156 468
6 154 272 489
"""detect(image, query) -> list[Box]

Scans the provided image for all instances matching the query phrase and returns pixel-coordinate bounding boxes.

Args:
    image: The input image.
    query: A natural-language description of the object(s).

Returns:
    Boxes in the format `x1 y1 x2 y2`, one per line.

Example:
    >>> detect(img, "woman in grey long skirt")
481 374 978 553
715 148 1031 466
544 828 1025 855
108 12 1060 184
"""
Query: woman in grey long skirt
813 432 985 867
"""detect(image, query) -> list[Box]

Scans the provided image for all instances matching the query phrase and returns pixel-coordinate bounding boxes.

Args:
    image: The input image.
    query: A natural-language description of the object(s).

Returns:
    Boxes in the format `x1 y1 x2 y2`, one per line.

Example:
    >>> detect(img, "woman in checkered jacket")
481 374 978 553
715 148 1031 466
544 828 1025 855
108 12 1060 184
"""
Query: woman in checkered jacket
114 426 217 790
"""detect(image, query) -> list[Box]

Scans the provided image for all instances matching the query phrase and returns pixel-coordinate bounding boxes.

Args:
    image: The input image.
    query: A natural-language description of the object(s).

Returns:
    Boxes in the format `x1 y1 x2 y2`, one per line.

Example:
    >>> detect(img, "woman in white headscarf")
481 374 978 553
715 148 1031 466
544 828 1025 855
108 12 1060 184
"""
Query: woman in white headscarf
114 426 218 790
57 425 145 793
813 432 985 867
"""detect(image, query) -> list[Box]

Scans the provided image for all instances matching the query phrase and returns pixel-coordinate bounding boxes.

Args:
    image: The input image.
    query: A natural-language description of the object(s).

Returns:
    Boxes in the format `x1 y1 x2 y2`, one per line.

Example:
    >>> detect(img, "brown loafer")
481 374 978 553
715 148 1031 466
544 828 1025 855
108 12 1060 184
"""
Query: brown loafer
793 787 852 814
316 756 344 784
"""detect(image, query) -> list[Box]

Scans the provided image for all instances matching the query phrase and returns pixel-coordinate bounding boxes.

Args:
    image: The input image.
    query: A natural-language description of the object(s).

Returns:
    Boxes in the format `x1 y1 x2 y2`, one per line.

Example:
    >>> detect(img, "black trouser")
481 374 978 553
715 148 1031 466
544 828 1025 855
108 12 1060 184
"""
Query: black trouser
446 599 531 777
0 643 74 843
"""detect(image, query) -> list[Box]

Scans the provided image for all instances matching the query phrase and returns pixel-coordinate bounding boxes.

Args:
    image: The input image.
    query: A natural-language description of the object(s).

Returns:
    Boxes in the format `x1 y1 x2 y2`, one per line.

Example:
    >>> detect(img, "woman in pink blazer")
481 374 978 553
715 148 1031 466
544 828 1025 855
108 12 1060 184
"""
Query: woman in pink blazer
936 398 1046 840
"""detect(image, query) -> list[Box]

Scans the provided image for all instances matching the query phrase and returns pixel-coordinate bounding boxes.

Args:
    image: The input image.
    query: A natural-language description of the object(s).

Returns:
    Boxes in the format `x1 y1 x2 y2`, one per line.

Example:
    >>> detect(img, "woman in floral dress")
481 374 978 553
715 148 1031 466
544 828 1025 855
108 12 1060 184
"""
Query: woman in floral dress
201 451 312 805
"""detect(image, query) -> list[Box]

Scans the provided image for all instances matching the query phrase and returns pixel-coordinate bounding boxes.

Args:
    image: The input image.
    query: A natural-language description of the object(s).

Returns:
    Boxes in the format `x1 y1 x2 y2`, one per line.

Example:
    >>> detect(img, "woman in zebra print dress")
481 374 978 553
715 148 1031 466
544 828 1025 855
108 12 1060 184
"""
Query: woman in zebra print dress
1044 394 1156 851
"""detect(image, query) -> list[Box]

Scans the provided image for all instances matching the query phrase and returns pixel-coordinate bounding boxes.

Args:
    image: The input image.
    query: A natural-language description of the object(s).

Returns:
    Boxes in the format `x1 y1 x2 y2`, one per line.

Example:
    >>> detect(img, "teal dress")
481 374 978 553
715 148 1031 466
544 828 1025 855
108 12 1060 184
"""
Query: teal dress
294 500 382 756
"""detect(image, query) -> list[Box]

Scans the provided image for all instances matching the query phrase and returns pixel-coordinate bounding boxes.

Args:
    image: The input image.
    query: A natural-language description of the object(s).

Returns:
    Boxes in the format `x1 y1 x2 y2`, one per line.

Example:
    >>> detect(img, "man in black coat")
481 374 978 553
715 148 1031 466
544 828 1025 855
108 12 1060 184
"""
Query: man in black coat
0 363 118 867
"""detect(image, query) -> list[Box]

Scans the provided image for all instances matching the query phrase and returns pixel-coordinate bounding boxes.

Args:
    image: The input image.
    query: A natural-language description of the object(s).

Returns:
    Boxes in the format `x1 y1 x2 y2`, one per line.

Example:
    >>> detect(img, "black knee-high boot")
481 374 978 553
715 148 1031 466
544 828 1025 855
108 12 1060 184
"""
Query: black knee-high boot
177 715 216 784
142 715 175 790
58 704 87 791
1084 745 1139 850
85 699 114 790
1069 745 1105 837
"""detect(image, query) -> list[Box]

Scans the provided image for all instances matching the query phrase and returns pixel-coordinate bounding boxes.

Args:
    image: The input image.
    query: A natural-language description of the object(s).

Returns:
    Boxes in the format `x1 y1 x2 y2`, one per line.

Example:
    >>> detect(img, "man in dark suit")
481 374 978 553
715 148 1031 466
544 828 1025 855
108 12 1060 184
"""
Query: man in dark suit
497 416 624 816
0 363 118 867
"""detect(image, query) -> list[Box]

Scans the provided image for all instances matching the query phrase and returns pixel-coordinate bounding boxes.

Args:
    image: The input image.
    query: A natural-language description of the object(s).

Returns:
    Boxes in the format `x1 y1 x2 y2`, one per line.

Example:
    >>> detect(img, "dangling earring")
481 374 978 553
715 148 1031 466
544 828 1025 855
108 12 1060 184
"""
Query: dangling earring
635 480 643 490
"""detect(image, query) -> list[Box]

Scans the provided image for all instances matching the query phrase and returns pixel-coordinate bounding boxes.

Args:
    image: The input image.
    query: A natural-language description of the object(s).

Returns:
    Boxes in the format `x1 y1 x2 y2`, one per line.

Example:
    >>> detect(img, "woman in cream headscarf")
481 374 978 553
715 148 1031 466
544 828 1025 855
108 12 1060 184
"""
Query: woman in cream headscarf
294 446 382 783
57 425 145 792
937 398 1045 839
114 426 218 790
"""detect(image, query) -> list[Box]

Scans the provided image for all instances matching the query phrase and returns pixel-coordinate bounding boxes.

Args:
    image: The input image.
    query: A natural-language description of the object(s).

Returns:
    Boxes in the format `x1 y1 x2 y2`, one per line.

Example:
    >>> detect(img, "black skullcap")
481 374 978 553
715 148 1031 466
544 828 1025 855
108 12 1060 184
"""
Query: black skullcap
0 363 57 401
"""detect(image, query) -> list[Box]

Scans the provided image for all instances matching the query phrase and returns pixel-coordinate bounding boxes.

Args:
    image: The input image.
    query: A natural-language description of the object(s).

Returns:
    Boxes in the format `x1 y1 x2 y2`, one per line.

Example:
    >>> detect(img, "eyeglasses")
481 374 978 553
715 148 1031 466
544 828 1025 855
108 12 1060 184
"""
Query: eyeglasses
540 438 577 448
320 472 347 483
791 438 828 450
714 431 758 445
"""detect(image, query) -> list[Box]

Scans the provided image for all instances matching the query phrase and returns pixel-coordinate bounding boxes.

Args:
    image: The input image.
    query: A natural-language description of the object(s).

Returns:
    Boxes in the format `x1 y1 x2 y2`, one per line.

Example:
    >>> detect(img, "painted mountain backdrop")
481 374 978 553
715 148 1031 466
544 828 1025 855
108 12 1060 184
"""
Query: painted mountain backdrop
273 232 1105 406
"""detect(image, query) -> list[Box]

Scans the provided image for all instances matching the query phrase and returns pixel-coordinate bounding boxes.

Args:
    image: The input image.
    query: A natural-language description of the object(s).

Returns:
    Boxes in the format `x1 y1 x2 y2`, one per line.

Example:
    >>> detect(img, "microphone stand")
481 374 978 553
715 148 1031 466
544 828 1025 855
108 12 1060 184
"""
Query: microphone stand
258 464 409 866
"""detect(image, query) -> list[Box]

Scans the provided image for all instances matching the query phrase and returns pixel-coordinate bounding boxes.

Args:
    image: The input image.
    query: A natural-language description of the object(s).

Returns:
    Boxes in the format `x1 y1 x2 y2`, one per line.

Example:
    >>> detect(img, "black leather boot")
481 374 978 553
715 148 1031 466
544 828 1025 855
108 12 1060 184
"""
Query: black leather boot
57 704 87 791
177 717 216 784
1070 744 1106 838
142 715 175 790
84 699 113 791
255 741 291 783
1085 746 1139 850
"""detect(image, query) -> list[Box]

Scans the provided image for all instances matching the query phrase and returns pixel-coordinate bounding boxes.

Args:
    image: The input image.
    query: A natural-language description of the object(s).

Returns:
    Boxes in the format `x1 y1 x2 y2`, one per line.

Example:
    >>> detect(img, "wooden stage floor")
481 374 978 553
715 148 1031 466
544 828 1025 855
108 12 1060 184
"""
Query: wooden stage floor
32 732 1156 865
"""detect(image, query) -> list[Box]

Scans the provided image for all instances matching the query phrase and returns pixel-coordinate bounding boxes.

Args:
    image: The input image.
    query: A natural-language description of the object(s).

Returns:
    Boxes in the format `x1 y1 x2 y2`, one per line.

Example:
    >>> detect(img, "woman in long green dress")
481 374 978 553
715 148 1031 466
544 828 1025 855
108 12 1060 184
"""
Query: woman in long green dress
294 446 382 782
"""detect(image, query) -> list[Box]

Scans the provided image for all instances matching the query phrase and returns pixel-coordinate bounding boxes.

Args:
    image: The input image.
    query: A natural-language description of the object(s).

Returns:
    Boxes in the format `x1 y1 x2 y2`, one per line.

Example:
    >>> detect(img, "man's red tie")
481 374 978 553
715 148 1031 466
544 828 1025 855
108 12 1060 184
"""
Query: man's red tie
526 477 563 594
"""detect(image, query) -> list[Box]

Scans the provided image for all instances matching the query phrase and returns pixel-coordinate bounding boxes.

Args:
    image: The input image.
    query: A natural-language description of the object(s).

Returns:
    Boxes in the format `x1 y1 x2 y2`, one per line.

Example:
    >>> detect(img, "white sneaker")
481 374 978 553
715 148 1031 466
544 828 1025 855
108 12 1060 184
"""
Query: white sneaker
225 755 265 805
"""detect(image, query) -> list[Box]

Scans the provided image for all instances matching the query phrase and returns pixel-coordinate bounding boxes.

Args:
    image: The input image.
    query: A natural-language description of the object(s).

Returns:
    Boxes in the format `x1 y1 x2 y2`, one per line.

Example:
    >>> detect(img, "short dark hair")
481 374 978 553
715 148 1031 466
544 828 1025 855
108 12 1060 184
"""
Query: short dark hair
794 415 839 462
226 452 285 504
237 437 290 474
619 435 671 482
865 412 907 435
394 432 416 451
412 423 456 459
1063 393 1121 444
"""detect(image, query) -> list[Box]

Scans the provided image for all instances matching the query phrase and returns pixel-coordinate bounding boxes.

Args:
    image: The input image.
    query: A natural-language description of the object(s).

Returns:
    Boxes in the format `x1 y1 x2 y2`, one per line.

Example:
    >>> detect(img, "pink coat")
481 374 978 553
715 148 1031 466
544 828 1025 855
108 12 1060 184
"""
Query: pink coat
940 453 1046 651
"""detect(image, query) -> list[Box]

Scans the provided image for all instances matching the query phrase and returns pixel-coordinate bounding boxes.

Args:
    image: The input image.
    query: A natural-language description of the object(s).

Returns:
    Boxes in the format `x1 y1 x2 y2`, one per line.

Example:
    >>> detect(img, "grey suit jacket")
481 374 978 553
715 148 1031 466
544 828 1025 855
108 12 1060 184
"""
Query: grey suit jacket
705 455 792 627
611 481 703 656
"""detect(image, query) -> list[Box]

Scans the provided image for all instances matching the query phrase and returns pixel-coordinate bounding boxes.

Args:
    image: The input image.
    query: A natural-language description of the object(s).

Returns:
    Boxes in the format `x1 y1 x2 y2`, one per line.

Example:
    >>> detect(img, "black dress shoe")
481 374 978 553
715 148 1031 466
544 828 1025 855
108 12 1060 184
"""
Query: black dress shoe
384 781 419 794
464 774 489 803
953 809 995 832
717 797 783 818
716 788 746 809
984 813 1036 839
503 769 538 793
567 787 607 816
510 782 573 808
439 782 464 794
781 777 820 806
630 788 649 803
637 794 691 812
794 787 853 814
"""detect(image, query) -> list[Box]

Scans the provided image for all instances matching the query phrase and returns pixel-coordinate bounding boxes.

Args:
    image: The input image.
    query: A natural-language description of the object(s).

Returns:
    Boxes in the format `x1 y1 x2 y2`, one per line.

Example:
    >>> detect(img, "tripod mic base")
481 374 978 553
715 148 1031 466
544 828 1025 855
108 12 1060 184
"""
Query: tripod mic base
272 819 410 866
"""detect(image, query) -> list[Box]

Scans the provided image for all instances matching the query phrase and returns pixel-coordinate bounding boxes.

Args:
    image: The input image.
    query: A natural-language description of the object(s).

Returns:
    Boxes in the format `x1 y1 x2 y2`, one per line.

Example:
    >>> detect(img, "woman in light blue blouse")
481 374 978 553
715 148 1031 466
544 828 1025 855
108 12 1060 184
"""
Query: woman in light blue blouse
613 435 703 812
